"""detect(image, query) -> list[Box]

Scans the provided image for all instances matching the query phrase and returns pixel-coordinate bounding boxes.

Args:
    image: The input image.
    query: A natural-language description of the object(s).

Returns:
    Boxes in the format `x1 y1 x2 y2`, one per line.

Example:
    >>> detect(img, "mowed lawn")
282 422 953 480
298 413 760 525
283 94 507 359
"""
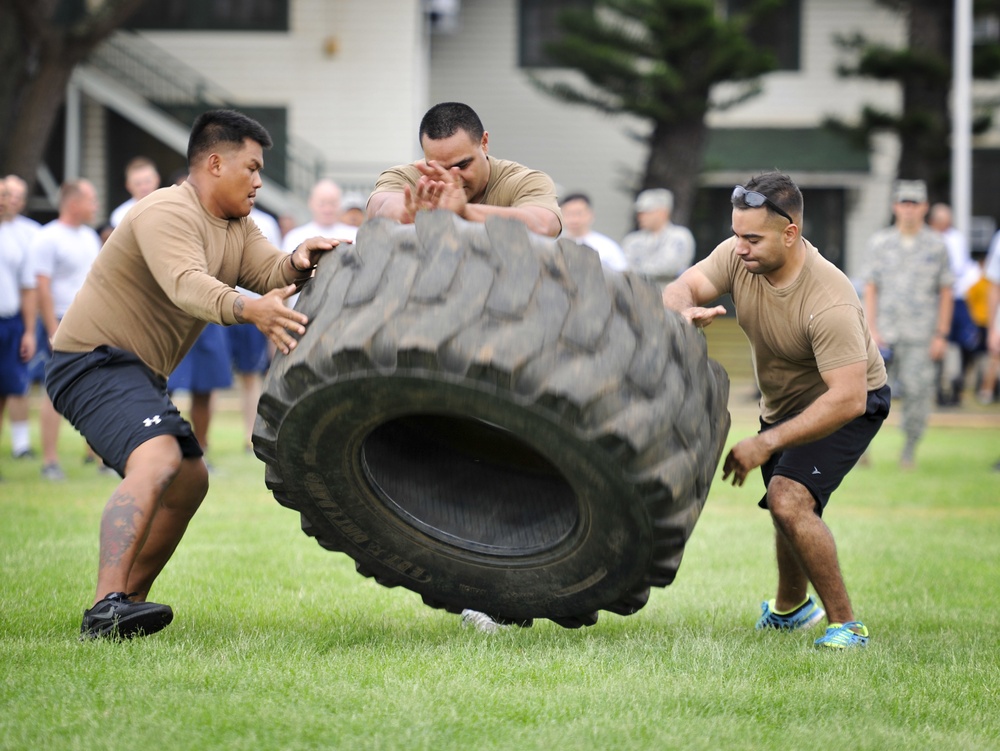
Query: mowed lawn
1 395 998 751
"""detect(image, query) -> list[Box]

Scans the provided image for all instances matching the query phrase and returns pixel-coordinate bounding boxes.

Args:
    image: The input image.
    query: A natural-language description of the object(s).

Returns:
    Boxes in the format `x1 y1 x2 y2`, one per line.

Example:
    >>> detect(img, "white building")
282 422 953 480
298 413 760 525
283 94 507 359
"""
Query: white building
51 0 999 278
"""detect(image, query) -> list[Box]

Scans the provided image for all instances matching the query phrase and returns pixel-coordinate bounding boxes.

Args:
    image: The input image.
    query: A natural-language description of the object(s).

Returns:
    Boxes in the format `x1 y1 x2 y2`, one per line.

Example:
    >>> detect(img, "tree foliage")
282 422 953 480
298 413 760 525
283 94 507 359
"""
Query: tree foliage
829 0 1000 201
0 0 143 193
531 0 786 224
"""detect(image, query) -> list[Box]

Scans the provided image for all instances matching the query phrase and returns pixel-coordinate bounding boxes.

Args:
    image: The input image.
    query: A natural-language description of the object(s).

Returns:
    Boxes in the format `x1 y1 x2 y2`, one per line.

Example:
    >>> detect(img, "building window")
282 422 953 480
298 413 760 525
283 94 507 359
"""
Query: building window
126 0 290 32
727 0 801 72
518 0 594 68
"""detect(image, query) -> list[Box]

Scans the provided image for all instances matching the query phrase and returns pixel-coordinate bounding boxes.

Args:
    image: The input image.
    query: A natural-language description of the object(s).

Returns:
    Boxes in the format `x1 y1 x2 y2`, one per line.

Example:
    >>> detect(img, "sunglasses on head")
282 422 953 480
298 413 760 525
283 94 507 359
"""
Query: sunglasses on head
731 185 794 225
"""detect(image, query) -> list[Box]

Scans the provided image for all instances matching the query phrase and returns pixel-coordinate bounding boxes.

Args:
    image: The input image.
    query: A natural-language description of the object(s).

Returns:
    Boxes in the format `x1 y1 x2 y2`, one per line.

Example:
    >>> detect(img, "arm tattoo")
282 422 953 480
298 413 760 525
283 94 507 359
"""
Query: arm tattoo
234 295 246 323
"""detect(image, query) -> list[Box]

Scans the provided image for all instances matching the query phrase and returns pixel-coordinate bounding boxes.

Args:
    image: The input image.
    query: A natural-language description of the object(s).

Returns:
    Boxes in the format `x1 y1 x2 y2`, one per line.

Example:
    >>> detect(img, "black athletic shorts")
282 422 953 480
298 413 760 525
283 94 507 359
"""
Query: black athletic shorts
45 346 203 477
758 384 891 515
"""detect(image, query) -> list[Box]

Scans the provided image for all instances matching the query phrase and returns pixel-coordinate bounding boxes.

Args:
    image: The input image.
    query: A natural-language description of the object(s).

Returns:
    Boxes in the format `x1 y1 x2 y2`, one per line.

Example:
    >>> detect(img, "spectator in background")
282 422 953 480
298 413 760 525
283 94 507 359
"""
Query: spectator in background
928 202 976 405
33 179 102 481
559 193 628 272
283 178 358 251
622 188 695 288
2 175 41 460
980 232 1000 413
109 157 161 227
340 193 367 229
864 180 953 469
0 179 38 479
229 207 284 451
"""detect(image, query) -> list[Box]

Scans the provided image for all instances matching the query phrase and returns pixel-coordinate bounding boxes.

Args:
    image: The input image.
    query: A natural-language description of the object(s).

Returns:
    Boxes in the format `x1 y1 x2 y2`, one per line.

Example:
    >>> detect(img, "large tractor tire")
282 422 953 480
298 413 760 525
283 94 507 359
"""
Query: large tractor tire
253 211 730 628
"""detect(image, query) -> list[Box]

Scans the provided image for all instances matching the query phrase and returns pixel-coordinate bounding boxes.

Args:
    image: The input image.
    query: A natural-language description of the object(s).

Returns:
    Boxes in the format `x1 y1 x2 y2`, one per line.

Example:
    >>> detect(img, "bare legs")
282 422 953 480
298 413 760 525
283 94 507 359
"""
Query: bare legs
236 372 262 450
93 435 208 605
766 476 855 625
40 394 61 467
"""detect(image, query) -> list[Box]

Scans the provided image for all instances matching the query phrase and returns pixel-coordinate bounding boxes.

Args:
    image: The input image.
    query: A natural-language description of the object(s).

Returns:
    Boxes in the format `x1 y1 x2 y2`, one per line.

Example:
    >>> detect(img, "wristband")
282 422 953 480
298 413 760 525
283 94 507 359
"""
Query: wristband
289 251 312 273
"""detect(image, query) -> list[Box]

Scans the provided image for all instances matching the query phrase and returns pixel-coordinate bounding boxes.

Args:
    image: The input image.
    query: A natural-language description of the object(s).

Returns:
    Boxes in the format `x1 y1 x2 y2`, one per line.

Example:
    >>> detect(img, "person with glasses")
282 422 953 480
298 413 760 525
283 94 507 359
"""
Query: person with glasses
662 171 889 650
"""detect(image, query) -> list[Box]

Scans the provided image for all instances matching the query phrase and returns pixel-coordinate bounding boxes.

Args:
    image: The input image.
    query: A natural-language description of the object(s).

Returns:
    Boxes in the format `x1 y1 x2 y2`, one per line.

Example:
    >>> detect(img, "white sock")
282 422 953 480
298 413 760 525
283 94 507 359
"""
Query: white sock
11 422 30 453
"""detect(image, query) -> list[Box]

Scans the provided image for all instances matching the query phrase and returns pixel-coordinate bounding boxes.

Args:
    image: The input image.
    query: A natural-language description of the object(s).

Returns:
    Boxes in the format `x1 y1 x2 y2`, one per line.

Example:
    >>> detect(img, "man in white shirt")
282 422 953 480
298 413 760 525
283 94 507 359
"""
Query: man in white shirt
558 193 628 272
0 179 38 477
282 178 358 251
33 179 101 480
622 188 695 288
3 175 41 459
109 157 161 228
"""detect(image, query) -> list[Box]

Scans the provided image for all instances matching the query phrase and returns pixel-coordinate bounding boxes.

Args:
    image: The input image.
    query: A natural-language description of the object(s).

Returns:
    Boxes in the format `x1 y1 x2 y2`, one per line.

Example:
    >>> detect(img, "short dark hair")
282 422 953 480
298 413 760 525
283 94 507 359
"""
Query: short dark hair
187 109 273 166
559 193 592 207
419 102 485 143
742 171 803 219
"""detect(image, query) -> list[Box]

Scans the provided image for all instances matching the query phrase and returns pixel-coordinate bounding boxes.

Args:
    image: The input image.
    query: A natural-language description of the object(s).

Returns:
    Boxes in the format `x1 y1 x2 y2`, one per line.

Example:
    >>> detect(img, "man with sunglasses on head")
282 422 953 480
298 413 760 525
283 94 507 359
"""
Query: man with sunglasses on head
663 172 889 650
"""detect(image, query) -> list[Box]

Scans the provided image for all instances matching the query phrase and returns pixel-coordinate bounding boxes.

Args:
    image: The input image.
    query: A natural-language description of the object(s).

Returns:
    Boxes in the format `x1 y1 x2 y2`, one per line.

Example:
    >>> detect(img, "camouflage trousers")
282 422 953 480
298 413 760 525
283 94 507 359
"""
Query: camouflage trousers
887 341 935 452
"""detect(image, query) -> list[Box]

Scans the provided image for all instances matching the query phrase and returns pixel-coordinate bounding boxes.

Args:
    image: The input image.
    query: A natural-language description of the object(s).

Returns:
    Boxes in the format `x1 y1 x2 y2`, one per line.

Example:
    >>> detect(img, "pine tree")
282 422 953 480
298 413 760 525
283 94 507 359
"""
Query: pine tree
532 0 786 225
830 0 1000 202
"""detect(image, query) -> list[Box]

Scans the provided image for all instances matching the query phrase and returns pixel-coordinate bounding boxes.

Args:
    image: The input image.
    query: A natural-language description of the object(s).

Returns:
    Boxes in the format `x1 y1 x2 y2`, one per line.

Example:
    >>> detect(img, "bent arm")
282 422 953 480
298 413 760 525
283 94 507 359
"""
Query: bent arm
863 282 882 346
759 361 868 454
662 266 727 327
461 203 561 237
367 191 413 224
722 361 869 486
36 275 57 339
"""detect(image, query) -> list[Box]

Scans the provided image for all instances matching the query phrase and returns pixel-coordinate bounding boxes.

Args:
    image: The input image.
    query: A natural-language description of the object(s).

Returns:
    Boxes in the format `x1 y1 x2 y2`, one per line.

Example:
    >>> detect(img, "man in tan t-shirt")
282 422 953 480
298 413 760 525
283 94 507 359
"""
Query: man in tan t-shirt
663 172 889 650
47 109 344 640
367 101 562 239
368 101 561 634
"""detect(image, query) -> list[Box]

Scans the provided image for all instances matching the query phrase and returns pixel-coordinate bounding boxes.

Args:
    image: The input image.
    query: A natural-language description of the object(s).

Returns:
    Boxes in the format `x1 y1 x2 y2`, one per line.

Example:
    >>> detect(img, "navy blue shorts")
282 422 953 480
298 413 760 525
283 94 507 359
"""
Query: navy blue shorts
45 346 203 477
168 324 233 393
27 319 50 384
758 384 891 515
227 323 270 374
0 316 29 396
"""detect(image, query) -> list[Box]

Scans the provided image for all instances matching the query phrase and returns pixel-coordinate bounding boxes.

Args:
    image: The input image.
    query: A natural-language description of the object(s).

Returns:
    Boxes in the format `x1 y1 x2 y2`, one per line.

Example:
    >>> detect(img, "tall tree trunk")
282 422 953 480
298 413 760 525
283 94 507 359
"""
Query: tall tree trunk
641 115 709 227
4 55 75 185
0 0 145 191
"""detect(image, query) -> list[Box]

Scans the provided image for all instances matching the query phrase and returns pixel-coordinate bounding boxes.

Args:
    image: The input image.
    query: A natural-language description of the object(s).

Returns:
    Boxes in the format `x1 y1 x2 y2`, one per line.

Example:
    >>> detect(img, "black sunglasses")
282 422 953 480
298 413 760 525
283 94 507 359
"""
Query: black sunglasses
731 185 794 225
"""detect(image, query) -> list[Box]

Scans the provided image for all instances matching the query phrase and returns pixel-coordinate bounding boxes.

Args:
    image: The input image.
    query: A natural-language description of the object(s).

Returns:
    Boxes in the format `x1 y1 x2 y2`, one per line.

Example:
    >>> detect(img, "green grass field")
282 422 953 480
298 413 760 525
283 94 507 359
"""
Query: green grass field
1 397 999 750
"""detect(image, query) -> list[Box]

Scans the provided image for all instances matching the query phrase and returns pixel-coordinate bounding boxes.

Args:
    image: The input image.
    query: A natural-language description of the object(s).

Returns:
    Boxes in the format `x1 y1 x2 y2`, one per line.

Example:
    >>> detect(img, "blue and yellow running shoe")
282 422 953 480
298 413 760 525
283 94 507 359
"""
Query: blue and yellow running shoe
814 621 869 649
755 596 826 631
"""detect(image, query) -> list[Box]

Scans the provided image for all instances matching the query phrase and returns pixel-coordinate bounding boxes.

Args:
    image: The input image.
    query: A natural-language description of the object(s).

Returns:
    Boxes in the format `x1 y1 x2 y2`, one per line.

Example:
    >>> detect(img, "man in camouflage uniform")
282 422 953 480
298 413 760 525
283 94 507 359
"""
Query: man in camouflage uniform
621 188 695 288
864 180 953 468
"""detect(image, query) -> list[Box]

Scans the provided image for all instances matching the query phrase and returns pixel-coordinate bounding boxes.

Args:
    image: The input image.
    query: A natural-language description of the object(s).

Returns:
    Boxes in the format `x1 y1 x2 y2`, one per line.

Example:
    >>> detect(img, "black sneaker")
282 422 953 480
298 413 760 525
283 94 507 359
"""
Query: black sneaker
80 592 173 640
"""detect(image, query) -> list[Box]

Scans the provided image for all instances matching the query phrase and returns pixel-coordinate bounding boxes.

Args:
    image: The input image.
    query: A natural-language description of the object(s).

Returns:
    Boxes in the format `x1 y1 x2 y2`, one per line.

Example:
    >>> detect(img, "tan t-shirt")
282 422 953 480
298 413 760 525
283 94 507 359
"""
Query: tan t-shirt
371 155 561 222
697 236 887 423
53 182 298 378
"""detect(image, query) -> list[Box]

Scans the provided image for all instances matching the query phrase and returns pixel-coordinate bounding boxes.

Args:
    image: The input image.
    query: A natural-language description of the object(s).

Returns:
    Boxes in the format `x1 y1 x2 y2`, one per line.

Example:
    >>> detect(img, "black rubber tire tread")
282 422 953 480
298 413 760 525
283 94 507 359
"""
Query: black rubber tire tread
254 211 731 628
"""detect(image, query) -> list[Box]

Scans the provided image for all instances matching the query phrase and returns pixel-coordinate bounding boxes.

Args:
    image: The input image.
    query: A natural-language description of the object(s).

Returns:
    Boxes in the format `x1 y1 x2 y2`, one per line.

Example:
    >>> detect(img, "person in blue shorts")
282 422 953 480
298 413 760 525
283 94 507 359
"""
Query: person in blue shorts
167 324 232 457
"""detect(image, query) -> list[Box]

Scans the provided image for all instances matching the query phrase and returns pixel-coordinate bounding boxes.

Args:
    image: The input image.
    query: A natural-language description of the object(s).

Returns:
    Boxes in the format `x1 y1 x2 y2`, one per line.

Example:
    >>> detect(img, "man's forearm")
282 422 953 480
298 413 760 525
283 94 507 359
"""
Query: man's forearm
20 288 37 332
461 204 561 237
759 388 865 455
662 279 696 312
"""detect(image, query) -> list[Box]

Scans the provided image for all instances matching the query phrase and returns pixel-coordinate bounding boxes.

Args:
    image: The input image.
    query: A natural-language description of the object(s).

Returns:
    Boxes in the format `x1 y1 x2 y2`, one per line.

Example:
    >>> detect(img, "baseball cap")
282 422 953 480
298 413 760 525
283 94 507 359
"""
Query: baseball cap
634 188 673 213
342 192 367 212
893 180 927 204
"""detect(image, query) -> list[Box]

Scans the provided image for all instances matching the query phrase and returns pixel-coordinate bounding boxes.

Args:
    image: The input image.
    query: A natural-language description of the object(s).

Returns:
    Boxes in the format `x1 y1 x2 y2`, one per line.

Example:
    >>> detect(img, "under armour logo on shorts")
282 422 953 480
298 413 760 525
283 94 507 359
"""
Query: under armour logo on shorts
143 415 162 427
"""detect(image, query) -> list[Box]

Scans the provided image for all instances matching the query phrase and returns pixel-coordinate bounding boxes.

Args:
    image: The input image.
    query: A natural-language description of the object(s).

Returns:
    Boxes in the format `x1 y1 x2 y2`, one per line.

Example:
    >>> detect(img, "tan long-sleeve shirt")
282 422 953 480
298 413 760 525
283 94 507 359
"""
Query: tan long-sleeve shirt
54 182 297 378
